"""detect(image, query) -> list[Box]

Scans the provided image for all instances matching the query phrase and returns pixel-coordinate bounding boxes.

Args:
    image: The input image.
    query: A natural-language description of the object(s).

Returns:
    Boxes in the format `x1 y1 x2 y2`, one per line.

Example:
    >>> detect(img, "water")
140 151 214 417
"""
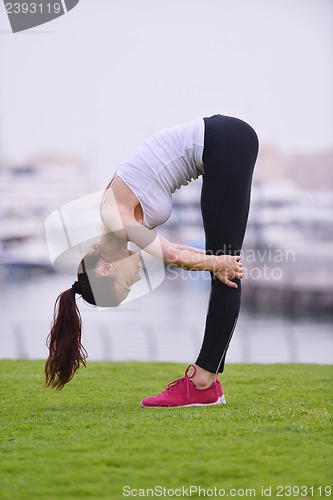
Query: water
0 271 332 365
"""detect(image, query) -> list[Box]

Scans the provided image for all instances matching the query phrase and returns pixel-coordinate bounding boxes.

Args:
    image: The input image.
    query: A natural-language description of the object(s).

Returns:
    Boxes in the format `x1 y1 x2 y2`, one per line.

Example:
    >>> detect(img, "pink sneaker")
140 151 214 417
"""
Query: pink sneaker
140 365 226 408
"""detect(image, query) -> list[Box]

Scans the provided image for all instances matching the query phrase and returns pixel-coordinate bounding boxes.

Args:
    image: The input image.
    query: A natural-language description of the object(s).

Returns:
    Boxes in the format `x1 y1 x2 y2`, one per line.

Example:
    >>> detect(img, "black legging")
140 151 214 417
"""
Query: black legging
195 115 259 373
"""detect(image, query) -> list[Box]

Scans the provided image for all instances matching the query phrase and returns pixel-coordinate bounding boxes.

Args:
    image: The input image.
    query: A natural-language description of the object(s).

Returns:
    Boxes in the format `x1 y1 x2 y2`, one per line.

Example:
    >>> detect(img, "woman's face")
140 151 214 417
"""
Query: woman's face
111 251 142 302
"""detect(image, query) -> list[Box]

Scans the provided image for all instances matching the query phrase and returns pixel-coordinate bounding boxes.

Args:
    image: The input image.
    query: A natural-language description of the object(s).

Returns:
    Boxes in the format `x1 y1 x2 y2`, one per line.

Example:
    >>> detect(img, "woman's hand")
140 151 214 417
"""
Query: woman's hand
213 255 243 288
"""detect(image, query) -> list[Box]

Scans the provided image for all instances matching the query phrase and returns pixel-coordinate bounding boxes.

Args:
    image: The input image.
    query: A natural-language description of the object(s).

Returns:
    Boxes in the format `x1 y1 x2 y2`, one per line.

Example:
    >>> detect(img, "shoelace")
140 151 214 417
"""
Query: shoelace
163 365 196 399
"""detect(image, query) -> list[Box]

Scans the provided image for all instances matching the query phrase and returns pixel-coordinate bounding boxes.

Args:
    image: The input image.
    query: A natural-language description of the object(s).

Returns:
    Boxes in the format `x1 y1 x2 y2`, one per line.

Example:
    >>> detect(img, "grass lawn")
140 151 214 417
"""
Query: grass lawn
0 361 332 499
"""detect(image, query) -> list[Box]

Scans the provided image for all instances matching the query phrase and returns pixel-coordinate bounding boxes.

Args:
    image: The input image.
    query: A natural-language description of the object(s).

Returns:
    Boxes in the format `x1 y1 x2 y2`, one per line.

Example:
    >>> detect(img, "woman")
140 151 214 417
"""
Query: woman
45 114 259 408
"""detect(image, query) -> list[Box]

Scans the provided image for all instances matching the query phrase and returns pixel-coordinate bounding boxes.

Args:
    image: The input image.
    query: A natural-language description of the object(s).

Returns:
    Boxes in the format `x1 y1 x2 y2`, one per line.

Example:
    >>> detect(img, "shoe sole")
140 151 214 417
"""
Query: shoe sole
140 395 226 408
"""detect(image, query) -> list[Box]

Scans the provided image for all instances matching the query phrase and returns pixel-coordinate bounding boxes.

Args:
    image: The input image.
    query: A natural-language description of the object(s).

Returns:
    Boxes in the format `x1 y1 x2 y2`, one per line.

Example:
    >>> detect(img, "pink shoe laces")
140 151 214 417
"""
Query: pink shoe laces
163 365 196 399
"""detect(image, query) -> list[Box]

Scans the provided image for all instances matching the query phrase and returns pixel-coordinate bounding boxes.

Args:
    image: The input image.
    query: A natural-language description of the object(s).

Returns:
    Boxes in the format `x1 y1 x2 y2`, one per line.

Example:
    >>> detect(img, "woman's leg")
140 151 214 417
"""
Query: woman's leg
195 115 259 374
140 115 258 407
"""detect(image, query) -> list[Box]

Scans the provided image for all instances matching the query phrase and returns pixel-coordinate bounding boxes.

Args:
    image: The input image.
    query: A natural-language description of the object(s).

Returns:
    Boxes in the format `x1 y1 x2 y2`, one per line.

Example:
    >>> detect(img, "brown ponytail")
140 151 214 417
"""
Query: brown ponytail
45 287 87 390
45 246 120 390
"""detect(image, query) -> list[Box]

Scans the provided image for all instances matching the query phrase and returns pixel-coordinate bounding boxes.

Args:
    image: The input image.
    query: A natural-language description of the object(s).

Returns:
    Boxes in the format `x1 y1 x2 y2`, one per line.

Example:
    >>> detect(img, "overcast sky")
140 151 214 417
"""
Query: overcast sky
0 0 332 182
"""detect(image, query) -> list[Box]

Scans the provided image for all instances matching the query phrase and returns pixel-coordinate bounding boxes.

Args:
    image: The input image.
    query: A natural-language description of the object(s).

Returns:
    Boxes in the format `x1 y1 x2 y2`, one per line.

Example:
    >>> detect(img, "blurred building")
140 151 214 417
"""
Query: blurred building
0 153 98 273
255 145 333 191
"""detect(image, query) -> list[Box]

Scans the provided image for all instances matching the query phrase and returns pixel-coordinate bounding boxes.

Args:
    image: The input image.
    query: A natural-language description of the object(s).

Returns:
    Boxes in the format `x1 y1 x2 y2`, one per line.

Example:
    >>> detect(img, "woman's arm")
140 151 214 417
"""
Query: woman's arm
102 209 242 288
163 239 243 288
100 180 242 288
172 243 206 254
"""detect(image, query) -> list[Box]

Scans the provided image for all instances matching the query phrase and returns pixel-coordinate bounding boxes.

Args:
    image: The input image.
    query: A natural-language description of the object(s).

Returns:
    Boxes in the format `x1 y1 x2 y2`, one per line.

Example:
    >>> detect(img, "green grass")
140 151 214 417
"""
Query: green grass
0 361 332 499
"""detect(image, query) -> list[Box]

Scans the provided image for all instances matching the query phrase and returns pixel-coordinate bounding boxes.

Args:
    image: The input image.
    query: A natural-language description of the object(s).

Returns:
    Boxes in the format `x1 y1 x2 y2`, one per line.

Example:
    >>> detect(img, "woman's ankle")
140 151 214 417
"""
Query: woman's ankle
191 364 218 389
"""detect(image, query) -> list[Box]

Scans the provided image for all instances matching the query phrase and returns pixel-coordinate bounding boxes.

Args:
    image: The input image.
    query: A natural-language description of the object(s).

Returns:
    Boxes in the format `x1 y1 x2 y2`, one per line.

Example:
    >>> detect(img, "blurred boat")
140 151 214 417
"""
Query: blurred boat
1 156 332 312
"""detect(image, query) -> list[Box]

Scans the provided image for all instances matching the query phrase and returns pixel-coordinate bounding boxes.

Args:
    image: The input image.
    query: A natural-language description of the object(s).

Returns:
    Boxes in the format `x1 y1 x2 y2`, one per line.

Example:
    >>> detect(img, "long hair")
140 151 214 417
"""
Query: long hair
45 287 86 390
45 247 118 390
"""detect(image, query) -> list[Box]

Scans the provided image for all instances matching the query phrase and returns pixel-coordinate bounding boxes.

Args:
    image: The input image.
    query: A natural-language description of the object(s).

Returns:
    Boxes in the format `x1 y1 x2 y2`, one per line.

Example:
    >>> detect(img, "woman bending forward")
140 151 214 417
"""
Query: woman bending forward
45 114 259 408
